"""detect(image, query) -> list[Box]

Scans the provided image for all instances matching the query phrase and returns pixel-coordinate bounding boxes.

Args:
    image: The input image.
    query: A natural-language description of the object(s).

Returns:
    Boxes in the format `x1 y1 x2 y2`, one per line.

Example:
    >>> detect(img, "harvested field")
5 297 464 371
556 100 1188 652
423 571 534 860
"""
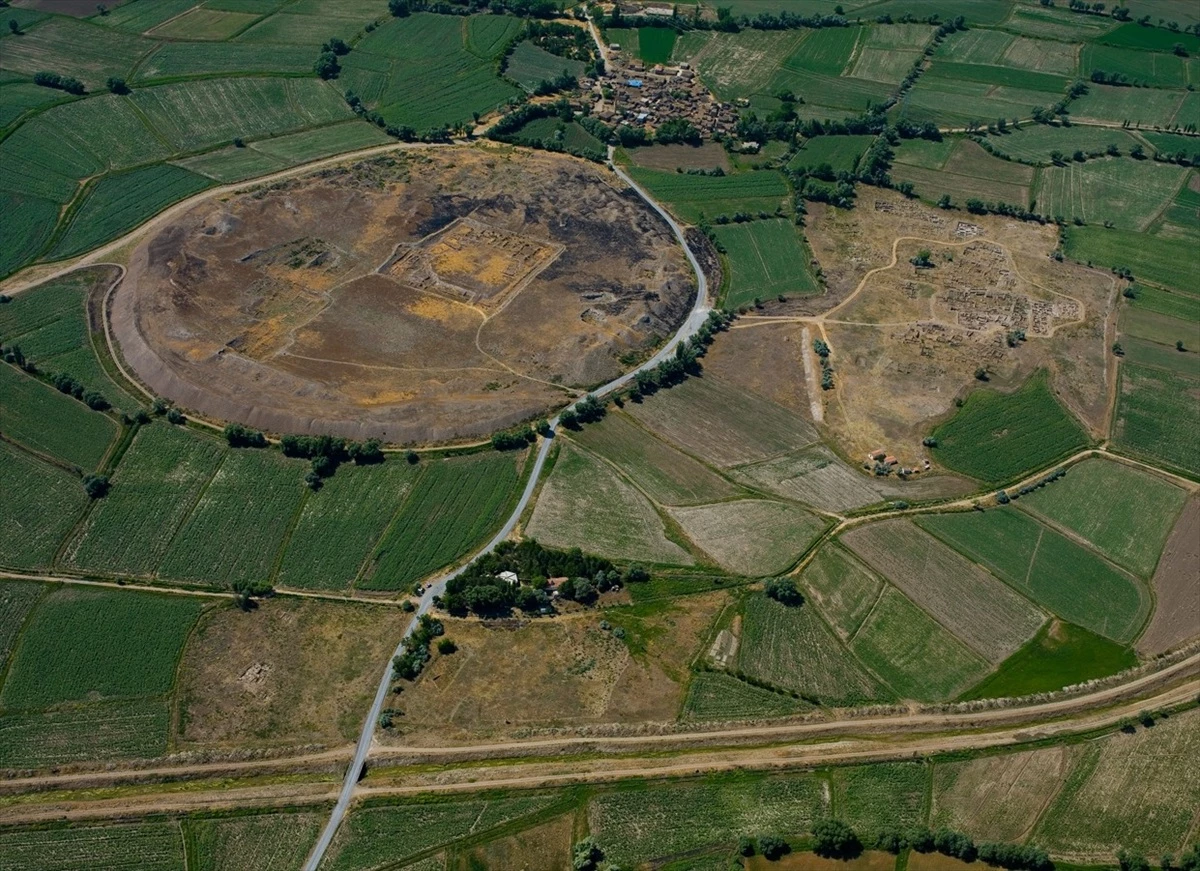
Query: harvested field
832 763 928 835
736 594 889 705
931 746 1072 842
525 444 693 566
624 375 818 468
670 499 825 575
842 520 1045 663
628 142 732 173
1034 707 1200 859
1137 498 1200 656
799 544 884 641
177 597 413 748
113 146 693 443
568 412 743 507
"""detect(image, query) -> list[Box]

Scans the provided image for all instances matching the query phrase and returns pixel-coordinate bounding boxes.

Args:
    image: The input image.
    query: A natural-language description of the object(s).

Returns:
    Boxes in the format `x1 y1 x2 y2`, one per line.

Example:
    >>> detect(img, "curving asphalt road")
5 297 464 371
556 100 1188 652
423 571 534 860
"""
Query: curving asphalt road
302 147 710 870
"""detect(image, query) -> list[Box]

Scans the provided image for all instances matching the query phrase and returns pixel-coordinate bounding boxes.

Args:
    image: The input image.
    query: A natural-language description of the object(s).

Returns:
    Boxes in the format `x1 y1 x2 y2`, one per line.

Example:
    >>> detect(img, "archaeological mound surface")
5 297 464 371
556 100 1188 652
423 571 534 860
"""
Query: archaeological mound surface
112 147 695 443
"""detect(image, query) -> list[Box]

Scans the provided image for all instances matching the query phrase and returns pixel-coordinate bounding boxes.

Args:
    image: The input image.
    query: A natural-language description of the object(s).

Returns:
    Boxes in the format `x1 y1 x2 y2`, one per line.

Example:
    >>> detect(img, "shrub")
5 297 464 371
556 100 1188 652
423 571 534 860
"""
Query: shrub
758 834 790 860
436 638 457 655
223 422 267 448
812 819 861 859
764 577 803 606
82 474 110 499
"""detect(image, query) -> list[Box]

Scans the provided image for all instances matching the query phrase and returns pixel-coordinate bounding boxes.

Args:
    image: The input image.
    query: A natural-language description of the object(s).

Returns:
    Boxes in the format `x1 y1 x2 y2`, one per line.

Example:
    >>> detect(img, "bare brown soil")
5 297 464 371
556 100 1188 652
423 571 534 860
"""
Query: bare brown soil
628 142 732 173
175 597 412 750
1137 497 1200 656
111 146 694 443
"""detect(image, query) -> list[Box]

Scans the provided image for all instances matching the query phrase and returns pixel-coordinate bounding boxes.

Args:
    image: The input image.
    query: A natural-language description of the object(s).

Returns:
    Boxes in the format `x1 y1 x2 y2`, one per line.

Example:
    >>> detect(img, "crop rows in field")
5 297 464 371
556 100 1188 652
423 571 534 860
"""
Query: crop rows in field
361 451 522 590
1065 225 1198 295
64 424 225 576
732 446 905 513
626 167 790 224
0 363 117 470
916 509 1149 644
569 412 740 507
149 8 261 41
930 371 1090 484
789 135 875 175
891 139 1034 208
276 461 419 591
670 499 825 576
784 26 860 77
186 812 325 871
513 117 606 153
0 581 44 671
1082 43 1192 88
0 822 183 871
844 520 1046 662
0 193 56 276
323 795 560 870
833 763 928 835
1111 363 1200 478
0 696 170 768
677 29 805 101
0 444 87 570
465 13 523 59
235 11 368 47
134 42 314 81
589 775 828 867
95 0 198 33
978 125 1138 165
799 544 884 640
714 218 821 310
680 670 810 721
157 449 305 588
526 444 693 566
898 77 1066 128
1034 158 1187 231
625 375 818 468
1034 707 1200 858
736 594 888 705
0 17 155 87
505 41 587 91
1070 83 1188 126
0 586 203 709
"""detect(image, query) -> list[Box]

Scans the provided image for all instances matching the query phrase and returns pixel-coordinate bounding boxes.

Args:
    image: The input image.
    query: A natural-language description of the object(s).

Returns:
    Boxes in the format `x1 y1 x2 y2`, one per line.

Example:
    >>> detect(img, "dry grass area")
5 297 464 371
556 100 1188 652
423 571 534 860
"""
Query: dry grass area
1137 497 1200 656
451 812 575 871
668 499 826 575
628 142 732 173
112 146 694 443
929 746 1073 842
804 190 1114 465
176 598 412 749
379 592 728 744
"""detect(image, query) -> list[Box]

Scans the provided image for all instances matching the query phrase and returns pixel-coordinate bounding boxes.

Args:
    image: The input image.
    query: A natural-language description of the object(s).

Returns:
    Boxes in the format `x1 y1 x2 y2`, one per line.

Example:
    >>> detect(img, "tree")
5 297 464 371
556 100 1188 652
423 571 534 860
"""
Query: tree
936 194 952 209
82 474 110 499
388 0 411 15
757 834 790 860
323 37 350 55
975 367 989 381
1177 339 1187 352
405 449 420 464
436 638 457 654
911 249 934 268
812 819 862 859
572 838 603 871
223 422 267 448
1120 849 1152 871
737 837 756 857
106 76 129 94
314 51 340 80
9 18 20 34
764 577 803 606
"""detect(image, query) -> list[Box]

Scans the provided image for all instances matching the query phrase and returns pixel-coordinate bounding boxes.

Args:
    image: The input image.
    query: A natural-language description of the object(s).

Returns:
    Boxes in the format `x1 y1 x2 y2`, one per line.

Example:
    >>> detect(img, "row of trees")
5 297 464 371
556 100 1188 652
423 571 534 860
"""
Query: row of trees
33 70 84 95
392 614 444 680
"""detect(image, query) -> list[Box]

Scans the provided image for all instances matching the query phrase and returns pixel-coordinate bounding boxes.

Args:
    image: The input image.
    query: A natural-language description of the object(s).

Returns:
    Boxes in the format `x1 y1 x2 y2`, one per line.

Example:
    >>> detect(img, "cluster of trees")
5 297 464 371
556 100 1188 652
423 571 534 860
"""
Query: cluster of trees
223 423 268 448
392 0 561 19
655 117 702 145
392 614 444 679
82 474 110 499
812 337 835 389
33 71 85 95
343 90 420 142
524 20 595 62
106 76 130 95
314 36 350 80
962 197 1051 224
232 579 272 612
491 425 538 451
1122 843 1200 871
51 372 110 410
559 393 606 429
604 3 950 35
280 433 384 487
764 577 804 606
487 100 606 162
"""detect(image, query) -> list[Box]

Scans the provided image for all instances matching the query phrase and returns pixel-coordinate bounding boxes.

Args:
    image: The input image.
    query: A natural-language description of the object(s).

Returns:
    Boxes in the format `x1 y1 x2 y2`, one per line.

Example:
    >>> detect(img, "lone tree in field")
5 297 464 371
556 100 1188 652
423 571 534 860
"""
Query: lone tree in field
764 577 803 606
812 819 862 859
9 18 20 34
82 474 110 499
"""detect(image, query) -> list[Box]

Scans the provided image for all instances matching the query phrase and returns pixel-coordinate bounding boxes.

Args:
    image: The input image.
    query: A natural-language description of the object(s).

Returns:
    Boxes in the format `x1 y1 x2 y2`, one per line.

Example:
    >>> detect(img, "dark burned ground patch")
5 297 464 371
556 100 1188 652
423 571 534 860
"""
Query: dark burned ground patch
112 146 694 444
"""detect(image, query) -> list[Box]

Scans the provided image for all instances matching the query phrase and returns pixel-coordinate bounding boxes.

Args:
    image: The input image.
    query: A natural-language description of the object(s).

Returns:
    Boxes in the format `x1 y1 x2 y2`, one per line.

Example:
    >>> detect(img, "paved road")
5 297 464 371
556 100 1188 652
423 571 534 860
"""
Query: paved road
302 147 711 870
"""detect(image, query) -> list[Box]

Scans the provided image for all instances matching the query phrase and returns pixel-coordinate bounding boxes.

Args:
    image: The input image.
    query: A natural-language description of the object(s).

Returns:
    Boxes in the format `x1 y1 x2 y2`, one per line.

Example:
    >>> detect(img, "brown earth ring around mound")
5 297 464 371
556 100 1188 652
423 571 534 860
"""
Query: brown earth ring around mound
109 146 696 444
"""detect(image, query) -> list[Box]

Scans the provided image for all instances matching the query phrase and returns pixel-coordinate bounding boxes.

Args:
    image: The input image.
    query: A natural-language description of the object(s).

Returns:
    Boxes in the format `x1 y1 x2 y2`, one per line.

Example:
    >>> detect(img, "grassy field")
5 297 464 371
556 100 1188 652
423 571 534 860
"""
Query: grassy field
177 121 390 183
1122 334 1200 379
1065 224 1197 294
843 520 1046 663
1082 43 1188 88
638 26 677 64
1034 158 1188 230
670 499 826 575
134 43 314 81
799 543 884 641
525 444 693 565
1019 458 1185 577
978 125 1139 164
625 375 819 468
0 696 171 767
891 138 1034 208
832 763 929 835
0 581 44 671
784 26 860 76
49 164 214 259
568 412 742 507
1099 21 1200 53
930 371 1090 484
0 585 203 709
64 424 226 576
627 167 790 224
1112 362 1200 478
95 0 200 32
847 586 990 702
0 444 88 570
1069 83 1187 126
896 77 1064 128
148 7 262 40
0 823 184 871
187 812 325 871
736 594 889 705
680 670 810 721
361 450 525 590
713 218 822 309
174 146 288 183
916 509 1149 644
322 794 562 870
960 620 1137 700
589 775 827 867
275 461 419 591
157 449 306 588
0 17 154 88
505 41 586 91
0 192 58 276
0 363 117 470
1034 707 1200 858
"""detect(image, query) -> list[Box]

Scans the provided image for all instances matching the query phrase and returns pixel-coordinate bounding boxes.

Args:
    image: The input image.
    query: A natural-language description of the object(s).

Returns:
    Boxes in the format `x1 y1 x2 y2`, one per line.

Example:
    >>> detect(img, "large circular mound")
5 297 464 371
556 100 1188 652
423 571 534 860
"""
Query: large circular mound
112 147 695 443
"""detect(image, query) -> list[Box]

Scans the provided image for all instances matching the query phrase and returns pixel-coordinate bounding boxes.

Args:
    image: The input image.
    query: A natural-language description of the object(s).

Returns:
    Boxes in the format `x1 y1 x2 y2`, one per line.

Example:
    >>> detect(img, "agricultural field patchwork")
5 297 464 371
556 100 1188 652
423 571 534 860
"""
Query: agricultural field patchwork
186 813 325 871
0 444 88 570
669 499 826 575
713 218 822 310
799 544 885 641
1034 158 1189 230
1111 362 1200 478
627 167 791 224
0 362 117 470
1064 225 1198 294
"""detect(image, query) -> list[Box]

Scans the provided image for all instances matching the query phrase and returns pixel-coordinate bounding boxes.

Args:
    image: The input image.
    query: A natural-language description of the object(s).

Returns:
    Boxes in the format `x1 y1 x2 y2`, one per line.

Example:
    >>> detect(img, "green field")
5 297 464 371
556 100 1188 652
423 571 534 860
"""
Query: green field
930 371 1090 484
960 620 1138 701
736 594 889 704
64 424 226 576
95 0 200 33
504 41 586 91
0 17 155 88
670 499 826 575
157 449 306 588
0 581 45 671
924 60 1069 93
1122 335 1200 378
0 585 203 709
1082 43 1188 88
681 670 810 721
788 135 875 175
174 146 289 183
799 543 885 640
0 823 184 871
917 508 1149 644
275 461 420 591
361 451 524 590
891 138 1034 208
569 412 742 507
1069 83 1187 125
1019 458 1185 577
186 812 325 871
148 7 262 41
784 26 861 76
1034 158 1188 230
0 444 88 570
0 362 118 470
512 116 606 154
978 125 1139 164
1064 225 1198 294
832 763 928 835
0 696 171 767
848 586 989 702
898 76 1066 128
676 29 807 101
627 167 790 224
1111 362 1200 478
134 43 314 81
1098 21 1200 54
638 26 677 65
713 218 822 309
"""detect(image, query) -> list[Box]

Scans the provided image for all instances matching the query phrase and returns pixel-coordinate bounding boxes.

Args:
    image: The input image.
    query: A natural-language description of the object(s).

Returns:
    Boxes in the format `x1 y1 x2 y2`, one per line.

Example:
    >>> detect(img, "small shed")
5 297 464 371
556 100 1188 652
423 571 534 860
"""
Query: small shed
498 570 519 586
